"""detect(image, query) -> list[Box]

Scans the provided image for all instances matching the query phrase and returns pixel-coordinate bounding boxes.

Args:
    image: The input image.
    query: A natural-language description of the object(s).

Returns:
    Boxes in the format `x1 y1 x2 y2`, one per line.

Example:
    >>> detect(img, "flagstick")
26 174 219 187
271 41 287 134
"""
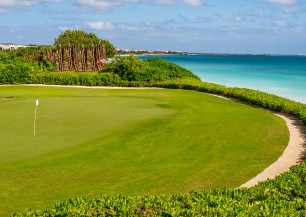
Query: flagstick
34 97 39 136
34 104 37 136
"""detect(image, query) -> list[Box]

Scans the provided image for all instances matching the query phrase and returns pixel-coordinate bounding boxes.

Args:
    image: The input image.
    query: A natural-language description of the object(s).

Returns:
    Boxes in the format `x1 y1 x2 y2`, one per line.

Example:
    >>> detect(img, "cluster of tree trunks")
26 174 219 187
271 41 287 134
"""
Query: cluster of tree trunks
46 44 106 71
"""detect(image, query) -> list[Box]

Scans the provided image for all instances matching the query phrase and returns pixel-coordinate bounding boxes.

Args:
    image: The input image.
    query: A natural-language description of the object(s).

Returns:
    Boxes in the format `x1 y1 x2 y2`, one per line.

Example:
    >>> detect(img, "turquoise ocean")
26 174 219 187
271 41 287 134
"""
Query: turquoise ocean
140 55 306 103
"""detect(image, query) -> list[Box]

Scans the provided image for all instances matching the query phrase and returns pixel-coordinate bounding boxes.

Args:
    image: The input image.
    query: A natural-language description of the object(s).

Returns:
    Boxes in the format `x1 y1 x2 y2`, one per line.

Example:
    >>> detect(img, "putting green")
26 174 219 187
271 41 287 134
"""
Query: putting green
0 86 288 215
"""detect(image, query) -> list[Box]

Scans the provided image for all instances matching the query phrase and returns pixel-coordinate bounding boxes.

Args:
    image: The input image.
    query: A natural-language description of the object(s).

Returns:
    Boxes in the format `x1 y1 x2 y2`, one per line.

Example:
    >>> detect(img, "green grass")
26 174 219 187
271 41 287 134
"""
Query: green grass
0 86 289 216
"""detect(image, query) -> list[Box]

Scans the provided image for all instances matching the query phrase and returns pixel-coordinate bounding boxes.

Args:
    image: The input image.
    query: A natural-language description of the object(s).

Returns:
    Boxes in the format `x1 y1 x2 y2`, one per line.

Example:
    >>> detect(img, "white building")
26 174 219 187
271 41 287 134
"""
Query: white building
0 43 27 50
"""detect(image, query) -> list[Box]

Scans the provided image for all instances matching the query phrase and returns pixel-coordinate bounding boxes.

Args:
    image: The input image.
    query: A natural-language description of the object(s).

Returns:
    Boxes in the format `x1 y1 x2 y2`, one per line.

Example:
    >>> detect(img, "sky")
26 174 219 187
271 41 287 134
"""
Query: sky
0 0 306 54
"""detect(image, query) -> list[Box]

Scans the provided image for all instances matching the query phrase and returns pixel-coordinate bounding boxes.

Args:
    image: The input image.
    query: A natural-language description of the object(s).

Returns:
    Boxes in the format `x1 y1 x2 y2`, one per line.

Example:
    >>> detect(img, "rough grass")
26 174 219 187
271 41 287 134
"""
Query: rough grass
0 86 288 215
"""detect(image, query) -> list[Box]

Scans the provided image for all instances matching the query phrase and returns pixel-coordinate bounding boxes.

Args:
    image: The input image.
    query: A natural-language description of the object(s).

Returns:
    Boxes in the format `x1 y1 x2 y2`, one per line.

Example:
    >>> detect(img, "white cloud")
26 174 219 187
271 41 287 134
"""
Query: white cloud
268 0 296 5
274 20 287 27
216 14 244 23
292 22 304 32
197 15 214 23
0 0 61 6
267 0 303 13
119 24 139 31
149 0 174 5
151 0 203 6
283 5 299 13
76 0 203 12
58 26 70 31
0 0 62 12
87 21 114 30
183 0 202 6
226 16 242 22
0 0 14 6
77 0 120 12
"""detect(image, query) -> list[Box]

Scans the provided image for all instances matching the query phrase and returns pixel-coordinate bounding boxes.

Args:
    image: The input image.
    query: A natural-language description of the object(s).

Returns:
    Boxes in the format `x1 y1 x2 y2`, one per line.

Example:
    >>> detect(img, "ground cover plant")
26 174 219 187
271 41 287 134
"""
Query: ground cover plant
0 86 289 216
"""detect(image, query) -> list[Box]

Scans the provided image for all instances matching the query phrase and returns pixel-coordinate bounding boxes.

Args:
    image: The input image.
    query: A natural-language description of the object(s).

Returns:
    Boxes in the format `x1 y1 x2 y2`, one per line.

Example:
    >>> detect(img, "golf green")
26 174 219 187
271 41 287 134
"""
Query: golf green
0 86 288 215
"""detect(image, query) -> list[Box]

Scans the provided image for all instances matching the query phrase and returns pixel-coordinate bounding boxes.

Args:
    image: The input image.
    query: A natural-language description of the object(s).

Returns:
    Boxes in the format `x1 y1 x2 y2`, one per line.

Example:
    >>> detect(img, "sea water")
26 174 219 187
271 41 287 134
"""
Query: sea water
140 54 306 103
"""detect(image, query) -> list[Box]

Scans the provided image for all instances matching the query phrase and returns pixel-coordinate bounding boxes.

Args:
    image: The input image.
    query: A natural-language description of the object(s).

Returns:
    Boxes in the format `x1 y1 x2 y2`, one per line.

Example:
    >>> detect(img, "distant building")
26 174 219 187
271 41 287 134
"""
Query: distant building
0 43 27 51
116 47 186 55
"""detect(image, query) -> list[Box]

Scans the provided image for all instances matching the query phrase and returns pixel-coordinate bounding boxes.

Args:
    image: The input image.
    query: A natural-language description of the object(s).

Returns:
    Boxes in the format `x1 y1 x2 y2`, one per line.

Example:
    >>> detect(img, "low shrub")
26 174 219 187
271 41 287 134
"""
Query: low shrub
26 71 129 86
101 56 200 82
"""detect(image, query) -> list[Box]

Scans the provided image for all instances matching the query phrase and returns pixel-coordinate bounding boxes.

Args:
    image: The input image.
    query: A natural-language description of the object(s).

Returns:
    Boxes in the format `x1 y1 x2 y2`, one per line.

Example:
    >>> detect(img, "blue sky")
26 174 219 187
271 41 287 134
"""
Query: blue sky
0 0 305 54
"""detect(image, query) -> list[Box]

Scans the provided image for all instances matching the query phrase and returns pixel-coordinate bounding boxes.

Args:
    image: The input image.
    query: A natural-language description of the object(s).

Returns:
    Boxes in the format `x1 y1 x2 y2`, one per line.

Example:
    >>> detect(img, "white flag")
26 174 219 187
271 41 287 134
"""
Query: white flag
36 97 39 106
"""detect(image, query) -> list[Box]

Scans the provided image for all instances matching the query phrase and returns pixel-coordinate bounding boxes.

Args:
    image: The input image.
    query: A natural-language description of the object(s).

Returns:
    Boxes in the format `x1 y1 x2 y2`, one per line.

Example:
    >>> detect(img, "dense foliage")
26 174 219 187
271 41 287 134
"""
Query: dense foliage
0 46 55 73
13 161 306 216
54 30 101 48
102 39 116 58
0 54 200 85
54 30 116 58
0 50 54 84
102 55 200 82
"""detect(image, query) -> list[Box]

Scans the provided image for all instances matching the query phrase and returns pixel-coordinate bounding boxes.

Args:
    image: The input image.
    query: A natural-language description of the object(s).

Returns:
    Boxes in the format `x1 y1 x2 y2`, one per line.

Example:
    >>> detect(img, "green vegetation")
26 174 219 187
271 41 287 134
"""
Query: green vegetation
13 161 306 216
0 30 116 76
54 30 102 48
103 55 200 82
54 30 116 59
0 86 288 215
0 52 200 86
101 39 116 58
0 51 53 86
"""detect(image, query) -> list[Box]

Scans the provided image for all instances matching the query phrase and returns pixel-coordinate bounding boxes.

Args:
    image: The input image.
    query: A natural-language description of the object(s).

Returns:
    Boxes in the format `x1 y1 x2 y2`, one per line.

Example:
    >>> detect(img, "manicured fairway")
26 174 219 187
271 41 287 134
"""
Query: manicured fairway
0 86 289 215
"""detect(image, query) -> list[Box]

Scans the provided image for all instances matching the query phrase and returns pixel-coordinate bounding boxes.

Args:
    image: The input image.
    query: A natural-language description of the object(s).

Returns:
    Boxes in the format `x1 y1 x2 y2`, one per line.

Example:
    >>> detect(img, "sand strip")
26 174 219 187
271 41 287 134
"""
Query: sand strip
240 114 305 188
209 93 306 188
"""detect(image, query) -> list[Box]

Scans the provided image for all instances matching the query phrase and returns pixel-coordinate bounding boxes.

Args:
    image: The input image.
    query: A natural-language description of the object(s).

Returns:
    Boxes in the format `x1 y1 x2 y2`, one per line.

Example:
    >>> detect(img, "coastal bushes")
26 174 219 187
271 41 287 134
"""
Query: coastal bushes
0 53 39 84
13 161 306 216
25 72 126 86
102 55 200 82
0 48 56 84
0 52 199 85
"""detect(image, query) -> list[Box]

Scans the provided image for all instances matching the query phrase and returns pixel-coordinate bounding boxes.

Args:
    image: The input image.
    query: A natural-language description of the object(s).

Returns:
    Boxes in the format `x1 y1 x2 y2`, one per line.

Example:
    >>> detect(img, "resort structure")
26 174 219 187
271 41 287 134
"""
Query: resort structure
0 43 27 50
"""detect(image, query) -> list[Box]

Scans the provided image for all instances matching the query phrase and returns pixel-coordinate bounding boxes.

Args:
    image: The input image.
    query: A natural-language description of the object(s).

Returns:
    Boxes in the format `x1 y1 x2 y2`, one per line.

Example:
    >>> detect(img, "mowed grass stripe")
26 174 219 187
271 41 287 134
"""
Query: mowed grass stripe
0 86 288 215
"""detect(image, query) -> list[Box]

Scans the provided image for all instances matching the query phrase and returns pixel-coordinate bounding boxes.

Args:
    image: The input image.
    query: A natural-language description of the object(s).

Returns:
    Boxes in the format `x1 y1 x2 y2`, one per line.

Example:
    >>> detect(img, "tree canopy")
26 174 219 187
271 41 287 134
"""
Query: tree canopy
54 30 101 48
102 39 116 58
54 30 116 58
